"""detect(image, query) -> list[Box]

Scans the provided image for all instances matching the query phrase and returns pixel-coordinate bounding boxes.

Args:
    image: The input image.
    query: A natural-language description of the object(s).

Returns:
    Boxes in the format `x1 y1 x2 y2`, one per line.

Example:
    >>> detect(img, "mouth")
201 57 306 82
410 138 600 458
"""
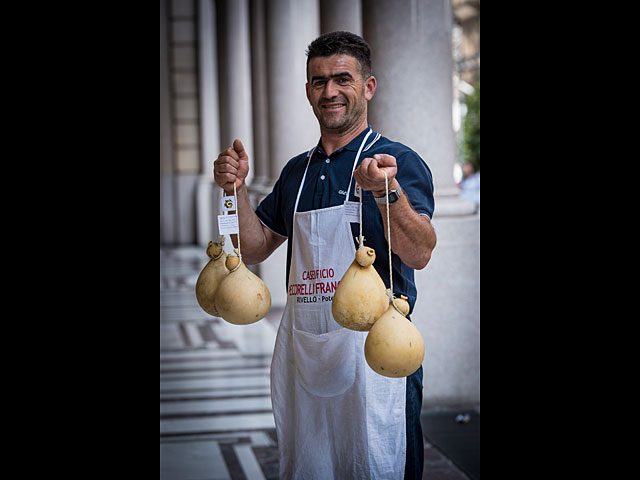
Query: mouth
321 102 346 111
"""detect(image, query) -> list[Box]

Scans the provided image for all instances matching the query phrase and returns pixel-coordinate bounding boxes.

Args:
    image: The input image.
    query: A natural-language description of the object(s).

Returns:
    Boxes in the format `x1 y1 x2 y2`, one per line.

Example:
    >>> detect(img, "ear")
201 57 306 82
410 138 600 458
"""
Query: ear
364 75 376 101
305 82 311 104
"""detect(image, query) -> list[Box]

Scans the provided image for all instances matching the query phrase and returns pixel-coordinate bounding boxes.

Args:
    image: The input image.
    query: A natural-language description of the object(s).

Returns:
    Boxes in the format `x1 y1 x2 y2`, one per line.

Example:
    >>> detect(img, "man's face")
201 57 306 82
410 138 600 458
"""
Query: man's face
306 54 376 134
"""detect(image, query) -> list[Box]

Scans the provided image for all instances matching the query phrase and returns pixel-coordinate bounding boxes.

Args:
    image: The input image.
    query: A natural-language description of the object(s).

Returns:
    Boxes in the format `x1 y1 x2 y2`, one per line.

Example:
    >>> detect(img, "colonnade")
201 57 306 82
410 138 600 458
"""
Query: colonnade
161 0 472 246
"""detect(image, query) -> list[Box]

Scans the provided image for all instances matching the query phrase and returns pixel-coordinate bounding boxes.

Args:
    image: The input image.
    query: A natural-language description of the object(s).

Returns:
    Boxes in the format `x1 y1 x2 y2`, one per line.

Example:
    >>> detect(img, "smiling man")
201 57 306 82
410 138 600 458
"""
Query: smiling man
306 55 372 141
213 31 436 479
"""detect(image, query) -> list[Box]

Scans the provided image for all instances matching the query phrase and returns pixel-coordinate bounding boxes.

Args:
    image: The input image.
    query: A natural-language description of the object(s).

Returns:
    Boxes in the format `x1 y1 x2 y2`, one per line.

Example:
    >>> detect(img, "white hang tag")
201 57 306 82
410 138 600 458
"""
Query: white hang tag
217 214 239 235
344 201 361 223
221 195 236 212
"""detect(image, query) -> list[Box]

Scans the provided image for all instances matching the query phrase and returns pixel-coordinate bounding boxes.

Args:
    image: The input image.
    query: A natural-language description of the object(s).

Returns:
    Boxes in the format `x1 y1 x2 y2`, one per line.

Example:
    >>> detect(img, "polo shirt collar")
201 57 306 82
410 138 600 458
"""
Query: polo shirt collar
315 126 374 157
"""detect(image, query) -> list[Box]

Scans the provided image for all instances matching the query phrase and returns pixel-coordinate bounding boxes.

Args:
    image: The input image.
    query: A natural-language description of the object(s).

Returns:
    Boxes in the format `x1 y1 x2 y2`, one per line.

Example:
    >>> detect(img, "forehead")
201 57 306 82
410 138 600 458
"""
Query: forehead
307 54 361 77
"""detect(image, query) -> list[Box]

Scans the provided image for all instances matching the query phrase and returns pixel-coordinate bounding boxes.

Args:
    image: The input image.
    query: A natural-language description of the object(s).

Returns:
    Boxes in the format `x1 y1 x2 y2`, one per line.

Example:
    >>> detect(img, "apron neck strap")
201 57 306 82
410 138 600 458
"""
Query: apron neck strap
345 128 373 200
293 147 315 213
293 128 374 213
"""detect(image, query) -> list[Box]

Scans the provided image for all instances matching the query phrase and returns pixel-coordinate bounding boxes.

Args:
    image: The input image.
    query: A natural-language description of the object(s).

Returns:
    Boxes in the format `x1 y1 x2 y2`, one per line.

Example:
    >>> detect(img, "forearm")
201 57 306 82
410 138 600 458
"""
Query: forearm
224 183 277 264
375 180 436 270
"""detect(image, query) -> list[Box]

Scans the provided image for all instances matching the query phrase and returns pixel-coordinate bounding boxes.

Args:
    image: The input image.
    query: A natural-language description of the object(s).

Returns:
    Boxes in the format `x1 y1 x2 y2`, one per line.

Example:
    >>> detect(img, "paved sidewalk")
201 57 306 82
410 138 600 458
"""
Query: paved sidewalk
160 247 474 479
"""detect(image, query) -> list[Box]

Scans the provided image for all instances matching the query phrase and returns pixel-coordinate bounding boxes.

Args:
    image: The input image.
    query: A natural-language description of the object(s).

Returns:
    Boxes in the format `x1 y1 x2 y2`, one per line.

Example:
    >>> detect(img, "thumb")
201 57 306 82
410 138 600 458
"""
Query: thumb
233 139 248 160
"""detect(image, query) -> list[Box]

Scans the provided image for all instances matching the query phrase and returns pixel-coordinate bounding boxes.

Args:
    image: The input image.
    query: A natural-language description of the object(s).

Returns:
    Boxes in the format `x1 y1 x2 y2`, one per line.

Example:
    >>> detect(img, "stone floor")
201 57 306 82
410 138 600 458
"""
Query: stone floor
160 246 473 479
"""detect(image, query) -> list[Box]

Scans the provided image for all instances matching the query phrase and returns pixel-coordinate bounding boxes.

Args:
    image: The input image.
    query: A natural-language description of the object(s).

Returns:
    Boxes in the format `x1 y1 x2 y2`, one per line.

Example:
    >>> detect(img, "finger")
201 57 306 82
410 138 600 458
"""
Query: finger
358 157 372 176
372 154 397 183
216 154 240 171
215 162 237 175
224 146 239 161
233 139 248 160
215 161 237 178
365 157 381 177
372 153 396 167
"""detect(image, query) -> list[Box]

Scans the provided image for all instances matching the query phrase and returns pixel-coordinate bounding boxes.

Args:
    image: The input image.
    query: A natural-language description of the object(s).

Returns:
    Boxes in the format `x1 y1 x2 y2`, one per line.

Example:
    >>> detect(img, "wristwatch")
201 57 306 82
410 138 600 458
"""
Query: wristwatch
374 184 403 205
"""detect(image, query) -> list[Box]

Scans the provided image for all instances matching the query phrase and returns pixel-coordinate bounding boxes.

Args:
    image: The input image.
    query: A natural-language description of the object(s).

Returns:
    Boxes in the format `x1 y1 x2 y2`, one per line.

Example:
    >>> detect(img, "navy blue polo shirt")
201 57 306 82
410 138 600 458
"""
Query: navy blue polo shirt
255 126 434 314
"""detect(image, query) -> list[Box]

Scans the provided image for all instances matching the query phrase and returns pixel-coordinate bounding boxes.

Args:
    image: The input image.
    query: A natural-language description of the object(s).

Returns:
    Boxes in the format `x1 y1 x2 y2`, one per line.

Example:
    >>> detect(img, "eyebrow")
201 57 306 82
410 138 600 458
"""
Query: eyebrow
310 72 354 83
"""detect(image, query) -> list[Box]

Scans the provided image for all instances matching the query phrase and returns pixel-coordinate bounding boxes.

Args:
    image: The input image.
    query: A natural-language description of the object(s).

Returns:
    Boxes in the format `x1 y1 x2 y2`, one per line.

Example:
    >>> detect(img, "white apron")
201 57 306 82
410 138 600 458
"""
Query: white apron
270 130 407 479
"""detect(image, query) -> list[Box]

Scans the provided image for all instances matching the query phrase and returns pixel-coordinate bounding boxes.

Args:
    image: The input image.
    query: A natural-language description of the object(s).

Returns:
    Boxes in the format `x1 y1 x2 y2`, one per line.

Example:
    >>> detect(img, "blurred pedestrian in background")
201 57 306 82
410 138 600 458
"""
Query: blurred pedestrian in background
459 160 480 211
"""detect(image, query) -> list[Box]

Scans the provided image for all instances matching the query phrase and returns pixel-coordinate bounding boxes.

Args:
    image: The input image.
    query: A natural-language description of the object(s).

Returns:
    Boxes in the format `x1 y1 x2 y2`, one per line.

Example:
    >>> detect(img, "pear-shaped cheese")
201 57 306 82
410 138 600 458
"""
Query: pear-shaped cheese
364 295 425 377
195 241 229 316
331 246 388 331
214 254 271 325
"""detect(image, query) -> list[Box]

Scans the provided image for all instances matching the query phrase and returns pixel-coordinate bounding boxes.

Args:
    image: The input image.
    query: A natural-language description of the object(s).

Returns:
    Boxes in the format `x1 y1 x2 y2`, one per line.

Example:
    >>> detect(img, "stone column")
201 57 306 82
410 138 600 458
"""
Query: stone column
365 0 457 193
248 0 271 193
265 0 320 175
160 0 176 244
216 0 255 185
258 0 320 308
363 0 479 406
320 0 362 35
196 0 221 246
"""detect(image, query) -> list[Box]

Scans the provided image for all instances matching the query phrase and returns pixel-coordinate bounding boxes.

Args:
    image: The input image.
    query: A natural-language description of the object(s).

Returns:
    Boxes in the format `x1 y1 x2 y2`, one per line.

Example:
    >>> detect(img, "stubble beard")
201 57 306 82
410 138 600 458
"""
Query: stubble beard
316 89 367 135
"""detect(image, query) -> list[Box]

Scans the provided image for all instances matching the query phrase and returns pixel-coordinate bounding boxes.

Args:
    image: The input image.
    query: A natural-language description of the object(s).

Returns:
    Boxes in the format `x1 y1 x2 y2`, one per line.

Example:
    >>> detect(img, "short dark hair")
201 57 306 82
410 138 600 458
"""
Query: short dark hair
306 31 372 79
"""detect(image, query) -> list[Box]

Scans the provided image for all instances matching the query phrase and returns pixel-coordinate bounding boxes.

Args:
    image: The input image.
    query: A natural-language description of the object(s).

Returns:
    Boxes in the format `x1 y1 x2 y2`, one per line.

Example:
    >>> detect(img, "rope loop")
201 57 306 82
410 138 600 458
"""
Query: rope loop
233 181 241 258
229 248 242 273
383 171 393 301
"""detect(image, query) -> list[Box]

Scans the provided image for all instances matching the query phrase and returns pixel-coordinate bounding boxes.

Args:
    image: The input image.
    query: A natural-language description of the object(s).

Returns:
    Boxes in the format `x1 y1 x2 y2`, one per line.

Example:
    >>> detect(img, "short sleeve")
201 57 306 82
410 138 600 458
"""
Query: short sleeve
395 150 435 219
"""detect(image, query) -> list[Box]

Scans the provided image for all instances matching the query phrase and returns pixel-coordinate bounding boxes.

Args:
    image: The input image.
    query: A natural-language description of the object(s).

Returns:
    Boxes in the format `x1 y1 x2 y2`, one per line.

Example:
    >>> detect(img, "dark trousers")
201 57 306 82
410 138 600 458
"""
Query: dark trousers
404 365 424 480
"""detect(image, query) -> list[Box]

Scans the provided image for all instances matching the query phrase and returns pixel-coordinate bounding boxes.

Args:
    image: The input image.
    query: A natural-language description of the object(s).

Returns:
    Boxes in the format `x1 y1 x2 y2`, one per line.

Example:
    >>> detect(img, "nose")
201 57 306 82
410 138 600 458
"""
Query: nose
323 79 339 99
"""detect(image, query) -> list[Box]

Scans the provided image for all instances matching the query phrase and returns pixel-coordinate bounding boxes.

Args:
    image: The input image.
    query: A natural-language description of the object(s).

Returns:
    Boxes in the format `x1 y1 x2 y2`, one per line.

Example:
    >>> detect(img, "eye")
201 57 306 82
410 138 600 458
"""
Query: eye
338 76 351 84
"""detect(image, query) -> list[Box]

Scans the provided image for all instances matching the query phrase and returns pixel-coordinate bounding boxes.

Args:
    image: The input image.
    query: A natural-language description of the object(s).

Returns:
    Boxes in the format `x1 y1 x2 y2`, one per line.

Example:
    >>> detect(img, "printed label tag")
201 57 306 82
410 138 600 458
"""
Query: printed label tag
221 195 236 212
217 214 239 235
344 201 361 223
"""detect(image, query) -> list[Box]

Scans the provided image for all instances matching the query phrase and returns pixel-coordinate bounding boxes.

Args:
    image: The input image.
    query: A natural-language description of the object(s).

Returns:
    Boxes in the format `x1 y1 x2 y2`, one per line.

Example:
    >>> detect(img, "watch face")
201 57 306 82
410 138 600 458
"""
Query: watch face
374 189 401 204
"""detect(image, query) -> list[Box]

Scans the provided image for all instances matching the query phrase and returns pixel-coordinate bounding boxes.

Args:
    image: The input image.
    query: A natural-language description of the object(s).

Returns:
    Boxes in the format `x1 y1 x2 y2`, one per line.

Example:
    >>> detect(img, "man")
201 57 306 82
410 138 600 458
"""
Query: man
214 31 436 479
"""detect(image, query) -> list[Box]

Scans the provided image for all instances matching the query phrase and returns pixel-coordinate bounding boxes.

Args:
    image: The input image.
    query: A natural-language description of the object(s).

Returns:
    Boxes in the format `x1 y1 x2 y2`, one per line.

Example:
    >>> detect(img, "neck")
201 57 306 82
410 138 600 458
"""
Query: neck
320 119 369 156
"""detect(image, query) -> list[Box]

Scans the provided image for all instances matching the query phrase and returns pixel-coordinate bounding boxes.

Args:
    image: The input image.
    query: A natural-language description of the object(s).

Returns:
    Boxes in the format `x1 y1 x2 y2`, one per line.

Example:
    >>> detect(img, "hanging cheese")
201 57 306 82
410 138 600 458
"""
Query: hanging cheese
331 245 389 331
214 253 271 325
364 295 425 378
